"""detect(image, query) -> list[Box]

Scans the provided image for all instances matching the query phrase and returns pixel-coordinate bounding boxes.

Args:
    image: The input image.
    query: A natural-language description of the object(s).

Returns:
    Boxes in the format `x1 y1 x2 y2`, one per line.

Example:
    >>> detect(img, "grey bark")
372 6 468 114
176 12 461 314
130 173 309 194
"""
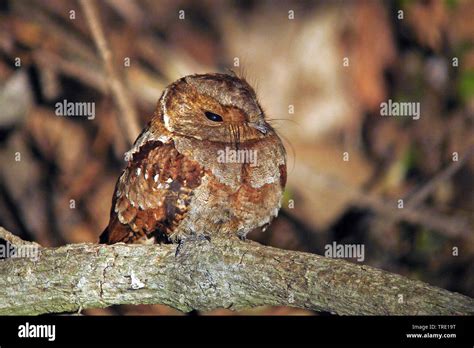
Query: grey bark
0 227 473 315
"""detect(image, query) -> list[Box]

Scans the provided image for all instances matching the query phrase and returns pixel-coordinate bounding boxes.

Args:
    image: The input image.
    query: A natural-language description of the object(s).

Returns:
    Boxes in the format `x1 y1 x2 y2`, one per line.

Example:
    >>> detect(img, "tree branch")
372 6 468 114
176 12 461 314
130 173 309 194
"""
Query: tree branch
0 227 40 247
1 227 473 315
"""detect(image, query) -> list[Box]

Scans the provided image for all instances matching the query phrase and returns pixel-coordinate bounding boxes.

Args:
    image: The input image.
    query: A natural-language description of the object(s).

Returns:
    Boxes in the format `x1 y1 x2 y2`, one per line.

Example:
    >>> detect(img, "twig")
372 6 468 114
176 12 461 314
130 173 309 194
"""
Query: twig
355 193 469 238
0 226 472 315
406 145 474 207
33 50 108 92
80 0 141 145
294 163 471 239
0 227 40 247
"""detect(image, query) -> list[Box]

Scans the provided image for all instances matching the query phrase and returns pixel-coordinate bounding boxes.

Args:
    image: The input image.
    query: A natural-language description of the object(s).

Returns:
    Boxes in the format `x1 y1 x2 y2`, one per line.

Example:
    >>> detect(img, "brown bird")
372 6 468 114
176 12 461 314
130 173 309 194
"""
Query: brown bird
100 73 286 244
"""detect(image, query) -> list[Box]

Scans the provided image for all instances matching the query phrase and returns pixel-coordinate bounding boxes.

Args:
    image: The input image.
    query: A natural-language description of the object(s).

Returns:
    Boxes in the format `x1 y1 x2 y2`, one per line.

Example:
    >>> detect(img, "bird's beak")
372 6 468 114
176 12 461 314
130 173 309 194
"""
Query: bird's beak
248 121 268 134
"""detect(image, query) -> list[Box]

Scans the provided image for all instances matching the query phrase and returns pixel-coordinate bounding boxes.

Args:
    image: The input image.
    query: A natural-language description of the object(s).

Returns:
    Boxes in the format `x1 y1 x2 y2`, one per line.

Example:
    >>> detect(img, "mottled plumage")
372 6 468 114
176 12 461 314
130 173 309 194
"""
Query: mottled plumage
100 73 286 244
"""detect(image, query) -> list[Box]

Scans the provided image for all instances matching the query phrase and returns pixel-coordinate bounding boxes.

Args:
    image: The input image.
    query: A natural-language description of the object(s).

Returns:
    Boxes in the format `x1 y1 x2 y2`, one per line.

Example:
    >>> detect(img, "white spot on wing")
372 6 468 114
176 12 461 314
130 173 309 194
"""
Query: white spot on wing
161 87 172 131
163 113 171 129
158 134 170 143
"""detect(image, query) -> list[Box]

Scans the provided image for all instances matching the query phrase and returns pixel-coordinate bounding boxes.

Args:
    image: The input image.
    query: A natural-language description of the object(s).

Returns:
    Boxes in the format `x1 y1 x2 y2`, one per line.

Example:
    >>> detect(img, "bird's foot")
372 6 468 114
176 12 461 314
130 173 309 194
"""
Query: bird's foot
175 233 211 257
237 229 251 242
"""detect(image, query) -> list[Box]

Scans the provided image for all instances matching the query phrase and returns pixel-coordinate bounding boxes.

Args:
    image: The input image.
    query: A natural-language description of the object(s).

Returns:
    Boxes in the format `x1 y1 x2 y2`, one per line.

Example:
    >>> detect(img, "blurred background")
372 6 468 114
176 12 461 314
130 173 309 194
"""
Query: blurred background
0 0 473 315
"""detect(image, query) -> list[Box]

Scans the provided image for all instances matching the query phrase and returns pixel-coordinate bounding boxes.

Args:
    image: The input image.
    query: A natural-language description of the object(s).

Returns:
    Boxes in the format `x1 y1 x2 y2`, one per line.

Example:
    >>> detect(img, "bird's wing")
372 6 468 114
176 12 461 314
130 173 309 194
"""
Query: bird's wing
100 139 204 244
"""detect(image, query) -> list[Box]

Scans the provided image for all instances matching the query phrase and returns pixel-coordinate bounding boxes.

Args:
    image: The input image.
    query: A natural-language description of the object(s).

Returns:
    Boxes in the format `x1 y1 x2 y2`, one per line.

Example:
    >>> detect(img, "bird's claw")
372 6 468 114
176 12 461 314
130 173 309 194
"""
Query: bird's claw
175 234 211 257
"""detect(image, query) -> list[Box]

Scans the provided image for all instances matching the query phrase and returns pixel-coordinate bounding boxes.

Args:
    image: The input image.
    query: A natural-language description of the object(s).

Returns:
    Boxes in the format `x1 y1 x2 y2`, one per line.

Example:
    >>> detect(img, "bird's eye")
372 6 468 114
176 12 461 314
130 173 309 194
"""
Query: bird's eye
204 111 223 122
